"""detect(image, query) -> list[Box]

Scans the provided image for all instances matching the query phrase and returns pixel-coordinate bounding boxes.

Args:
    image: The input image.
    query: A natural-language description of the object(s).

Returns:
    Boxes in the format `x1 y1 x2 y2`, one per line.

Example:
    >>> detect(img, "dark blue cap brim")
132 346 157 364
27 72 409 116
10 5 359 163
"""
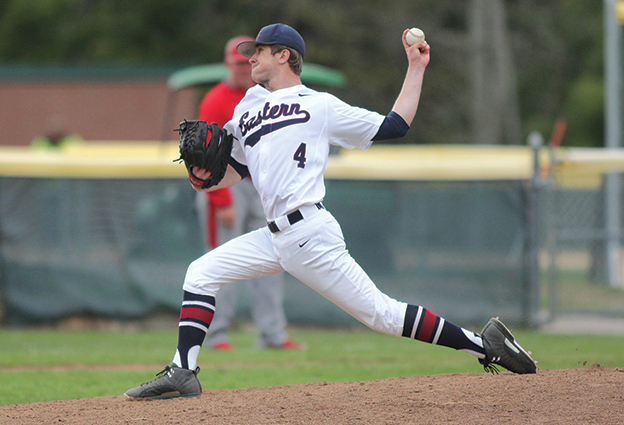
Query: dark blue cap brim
237 41 259 58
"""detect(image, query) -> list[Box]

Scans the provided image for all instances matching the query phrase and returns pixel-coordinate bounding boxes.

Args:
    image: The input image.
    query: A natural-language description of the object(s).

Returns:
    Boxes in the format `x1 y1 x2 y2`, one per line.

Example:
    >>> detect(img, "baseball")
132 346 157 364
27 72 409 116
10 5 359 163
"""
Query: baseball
406 28 425 45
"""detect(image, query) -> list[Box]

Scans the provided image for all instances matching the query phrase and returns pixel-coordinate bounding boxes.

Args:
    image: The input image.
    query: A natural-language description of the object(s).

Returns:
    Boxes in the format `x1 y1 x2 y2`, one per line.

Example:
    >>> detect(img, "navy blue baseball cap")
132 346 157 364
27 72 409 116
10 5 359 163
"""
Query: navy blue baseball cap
237 23 305 59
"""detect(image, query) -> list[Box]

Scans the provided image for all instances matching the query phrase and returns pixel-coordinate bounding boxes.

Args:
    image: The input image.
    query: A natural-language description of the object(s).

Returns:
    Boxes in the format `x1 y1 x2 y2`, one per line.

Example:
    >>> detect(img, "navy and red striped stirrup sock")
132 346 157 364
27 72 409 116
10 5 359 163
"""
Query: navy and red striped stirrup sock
401 304 485 356
175 291 216 369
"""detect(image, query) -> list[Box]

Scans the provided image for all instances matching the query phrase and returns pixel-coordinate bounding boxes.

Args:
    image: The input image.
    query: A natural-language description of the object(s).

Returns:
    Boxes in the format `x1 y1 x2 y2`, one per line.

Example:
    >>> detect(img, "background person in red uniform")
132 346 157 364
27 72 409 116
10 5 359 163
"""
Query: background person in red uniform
195 36 302 351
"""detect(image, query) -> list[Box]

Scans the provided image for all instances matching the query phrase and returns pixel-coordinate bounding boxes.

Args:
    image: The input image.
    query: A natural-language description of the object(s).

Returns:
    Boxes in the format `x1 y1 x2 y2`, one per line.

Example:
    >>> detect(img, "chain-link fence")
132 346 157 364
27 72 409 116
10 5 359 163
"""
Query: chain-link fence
0 176 533 328
543 170 624 321
534 143 624 324
3 143 623 329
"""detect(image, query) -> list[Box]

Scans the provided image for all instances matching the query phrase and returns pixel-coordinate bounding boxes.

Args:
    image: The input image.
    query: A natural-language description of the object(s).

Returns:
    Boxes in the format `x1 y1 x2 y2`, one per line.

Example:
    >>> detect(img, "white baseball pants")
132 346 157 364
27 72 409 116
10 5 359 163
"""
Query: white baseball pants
184 206 408 336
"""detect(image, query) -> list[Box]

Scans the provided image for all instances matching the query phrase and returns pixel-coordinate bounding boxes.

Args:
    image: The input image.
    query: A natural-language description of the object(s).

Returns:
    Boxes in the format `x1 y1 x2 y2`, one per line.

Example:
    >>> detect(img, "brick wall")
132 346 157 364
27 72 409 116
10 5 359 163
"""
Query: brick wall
0 76 198 145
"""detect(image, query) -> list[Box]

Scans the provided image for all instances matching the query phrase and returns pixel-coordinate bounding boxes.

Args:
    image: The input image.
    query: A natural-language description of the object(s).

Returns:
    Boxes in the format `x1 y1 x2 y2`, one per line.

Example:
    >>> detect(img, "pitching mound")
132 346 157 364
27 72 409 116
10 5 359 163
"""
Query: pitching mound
2 368 622 424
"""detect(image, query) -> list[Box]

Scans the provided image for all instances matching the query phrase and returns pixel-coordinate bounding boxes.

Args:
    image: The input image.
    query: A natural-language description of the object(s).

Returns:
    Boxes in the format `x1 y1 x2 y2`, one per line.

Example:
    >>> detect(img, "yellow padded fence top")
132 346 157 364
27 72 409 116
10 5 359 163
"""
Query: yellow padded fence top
0 142 183 179
0 141 623 183
327 144 537 181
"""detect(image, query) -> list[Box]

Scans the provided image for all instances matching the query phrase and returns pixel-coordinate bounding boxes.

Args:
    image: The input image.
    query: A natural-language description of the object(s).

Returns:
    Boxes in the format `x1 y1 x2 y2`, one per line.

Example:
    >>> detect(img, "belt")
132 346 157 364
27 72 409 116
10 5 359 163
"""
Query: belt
267 202 325 233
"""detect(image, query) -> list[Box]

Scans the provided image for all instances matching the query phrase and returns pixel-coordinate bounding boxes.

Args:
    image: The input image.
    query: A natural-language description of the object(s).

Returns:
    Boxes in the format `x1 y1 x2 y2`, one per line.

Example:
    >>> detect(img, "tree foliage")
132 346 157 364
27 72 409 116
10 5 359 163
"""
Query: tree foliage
0 0 605 146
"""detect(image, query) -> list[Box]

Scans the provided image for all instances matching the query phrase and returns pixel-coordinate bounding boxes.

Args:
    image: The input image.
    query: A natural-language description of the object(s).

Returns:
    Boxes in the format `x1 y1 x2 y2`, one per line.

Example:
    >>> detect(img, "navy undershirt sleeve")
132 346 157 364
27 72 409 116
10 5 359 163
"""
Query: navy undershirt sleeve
371 111 410 141
229 157 249 180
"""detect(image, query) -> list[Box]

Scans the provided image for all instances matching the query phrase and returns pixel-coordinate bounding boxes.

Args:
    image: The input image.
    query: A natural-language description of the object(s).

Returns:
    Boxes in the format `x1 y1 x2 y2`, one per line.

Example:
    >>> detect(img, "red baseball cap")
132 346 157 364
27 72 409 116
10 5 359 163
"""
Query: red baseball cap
225 36 254 64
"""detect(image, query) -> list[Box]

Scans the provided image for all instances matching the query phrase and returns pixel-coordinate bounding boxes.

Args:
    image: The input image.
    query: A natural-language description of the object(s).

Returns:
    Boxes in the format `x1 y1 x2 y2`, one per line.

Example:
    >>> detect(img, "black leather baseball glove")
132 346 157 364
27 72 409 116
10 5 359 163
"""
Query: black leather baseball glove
175 120 233 189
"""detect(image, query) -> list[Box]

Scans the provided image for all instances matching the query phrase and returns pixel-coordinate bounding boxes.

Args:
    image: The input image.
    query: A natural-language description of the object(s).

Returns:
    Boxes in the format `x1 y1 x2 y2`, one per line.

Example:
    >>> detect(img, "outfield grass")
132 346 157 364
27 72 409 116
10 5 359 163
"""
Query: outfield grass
1 326 623 405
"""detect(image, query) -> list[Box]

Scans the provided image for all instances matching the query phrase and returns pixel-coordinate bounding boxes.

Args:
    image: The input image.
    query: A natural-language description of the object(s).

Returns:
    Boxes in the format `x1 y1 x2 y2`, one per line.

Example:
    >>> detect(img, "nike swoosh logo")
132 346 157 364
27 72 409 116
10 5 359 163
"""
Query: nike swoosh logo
298 93 311 96
299 239 310 248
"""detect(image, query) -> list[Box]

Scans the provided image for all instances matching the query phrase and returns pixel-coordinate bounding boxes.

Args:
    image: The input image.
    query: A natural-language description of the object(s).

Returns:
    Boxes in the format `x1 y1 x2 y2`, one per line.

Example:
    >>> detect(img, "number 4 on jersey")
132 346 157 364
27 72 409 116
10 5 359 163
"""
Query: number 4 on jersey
293 143 307 168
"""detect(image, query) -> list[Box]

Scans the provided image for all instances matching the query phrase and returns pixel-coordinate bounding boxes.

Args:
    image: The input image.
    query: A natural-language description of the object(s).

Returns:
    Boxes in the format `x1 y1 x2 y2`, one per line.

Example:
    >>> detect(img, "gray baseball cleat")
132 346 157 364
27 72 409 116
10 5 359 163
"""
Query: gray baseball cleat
479 317 537 374
124 364 202 400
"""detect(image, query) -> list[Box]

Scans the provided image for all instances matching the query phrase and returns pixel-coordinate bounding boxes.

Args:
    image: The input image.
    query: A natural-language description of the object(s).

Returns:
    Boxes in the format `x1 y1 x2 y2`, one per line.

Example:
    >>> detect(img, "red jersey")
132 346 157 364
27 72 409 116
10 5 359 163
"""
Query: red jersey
198 82 247 128
198 82 249 249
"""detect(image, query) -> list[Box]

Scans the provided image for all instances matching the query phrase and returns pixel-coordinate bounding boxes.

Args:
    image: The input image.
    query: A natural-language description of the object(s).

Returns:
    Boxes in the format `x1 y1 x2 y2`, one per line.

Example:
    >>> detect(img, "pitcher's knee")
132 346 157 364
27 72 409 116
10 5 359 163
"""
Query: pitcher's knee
183 257 220 296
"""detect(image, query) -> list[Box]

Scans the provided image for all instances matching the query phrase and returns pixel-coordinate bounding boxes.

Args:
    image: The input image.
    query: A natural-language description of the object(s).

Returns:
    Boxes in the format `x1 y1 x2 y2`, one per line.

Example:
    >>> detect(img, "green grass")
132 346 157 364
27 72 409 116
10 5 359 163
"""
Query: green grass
1 327 623 405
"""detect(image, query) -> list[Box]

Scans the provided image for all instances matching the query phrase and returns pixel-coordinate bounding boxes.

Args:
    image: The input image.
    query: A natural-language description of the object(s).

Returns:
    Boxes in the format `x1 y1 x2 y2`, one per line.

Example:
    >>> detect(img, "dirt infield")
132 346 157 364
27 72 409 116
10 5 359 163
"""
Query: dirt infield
1 367 623 424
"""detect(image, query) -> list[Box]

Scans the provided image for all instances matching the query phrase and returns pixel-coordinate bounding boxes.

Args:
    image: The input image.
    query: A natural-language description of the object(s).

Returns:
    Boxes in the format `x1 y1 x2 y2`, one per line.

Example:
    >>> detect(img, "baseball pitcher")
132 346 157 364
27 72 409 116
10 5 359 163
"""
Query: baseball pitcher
125 23 536 401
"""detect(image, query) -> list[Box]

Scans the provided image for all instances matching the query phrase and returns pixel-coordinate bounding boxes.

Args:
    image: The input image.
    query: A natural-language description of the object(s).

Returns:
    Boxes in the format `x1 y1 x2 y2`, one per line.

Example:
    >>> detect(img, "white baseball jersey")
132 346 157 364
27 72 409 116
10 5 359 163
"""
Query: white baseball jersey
186 83 408 339
224 84 384 221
